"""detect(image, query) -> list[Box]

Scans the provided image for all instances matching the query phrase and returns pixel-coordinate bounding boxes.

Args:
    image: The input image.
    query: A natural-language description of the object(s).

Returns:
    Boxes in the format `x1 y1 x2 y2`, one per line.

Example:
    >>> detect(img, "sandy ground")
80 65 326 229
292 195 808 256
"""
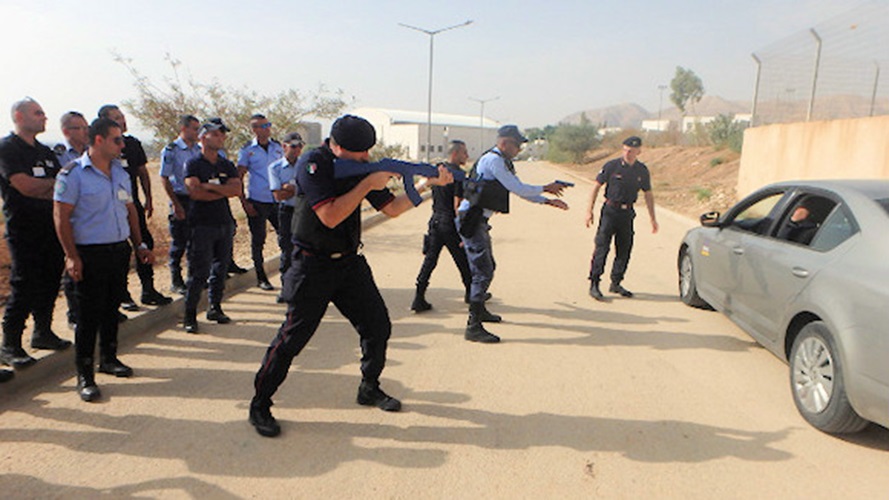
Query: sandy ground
0 161 887 499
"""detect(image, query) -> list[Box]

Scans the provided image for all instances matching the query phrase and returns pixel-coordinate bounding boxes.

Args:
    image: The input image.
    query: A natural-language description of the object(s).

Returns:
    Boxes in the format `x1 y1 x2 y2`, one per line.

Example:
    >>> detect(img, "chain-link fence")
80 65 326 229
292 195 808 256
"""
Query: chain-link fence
752 1 889 126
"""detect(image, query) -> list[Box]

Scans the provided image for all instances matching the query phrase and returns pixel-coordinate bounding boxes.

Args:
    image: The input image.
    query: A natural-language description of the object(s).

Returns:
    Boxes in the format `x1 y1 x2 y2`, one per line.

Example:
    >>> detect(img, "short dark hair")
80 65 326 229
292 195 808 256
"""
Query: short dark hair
97 104 120 119
250 113 267 121
448 140 466 154
179 114 199 128
61 111 85 128
89 117 121 145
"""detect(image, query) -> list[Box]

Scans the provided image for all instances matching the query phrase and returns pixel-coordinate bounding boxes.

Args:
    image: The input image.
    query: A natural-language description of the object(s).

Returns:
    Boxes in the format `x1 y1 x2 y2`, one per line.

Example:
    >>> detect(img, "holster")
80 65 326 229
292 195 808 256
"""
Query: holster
458 206 484 238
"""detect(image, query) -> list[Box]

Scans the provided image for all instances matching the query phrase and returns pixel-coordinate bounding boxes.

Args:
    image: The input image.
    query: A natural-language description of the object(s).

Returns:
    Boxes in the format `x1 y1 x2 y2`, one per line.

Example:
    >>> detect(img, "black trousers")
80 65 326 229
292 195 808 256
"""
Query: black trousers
72 242 130 361
168 194 191 276
277 205 294 276
589 204 635 284
2 225 64 346
185 224 234 312
247 200 280 274
132 200 155 289
252 252 391 408
415 214 471 291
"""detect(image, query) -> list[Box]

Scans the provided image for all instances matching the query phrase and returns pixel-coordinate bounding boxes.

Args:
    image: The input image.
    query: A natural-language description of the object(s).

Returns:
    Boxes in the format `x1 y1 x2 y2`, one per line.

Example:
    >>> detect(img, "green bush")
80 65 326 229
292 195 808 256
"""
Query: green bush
707 114 746 153
692 186 712 201
709 157 724 167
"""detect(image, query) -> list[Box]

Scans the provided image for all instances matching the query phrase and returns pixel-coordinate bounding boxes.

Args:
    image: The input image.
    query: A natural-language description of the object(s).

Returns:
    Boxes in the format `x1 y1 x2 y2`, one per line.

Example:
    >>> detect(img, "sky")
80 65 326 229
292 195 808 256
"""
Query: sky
0 0 868 142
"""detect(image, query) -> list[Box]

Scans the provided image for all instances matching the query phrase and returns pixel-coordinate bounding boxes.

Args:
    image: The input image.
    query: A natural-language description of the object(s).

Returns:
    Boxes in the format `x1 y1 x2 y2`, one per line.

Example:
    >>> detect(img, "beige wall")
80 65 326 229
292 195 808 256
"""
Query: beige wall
738 115 889 197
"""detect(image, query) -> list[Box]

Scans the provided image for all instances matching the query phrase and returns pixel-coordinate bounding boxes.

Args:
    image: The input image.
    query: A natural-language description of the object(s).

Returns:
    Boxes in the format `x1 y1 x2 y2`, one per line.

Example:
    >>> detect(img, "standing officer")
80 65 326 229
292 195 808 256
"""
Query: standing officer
54 117 154 401
410 139 473 312
267 131 304 302
97 104 172 308
237 114 283 291
586 136 658 301
160 114 202 295
182 118 242 333
248 115 453 438
0 98 71 370
457 125 569 344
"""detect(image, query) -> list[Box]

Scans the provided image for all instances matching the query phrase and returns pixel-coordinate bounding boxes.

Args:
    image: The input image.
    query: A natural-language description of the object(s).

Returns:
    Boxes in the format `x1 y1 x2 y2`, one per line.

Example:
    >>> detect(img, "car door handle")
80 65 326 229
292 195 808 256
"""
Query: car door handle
732 246 745 255
792 267 810 278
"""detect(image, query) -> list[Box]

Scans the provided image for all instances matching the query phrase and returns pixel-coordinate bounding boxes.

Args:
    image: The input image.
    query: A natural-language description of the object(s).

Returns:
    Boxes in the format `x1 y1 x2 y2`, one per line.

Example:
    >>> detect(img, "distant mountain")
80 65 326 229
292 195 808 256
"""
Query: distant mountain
561 96 752 129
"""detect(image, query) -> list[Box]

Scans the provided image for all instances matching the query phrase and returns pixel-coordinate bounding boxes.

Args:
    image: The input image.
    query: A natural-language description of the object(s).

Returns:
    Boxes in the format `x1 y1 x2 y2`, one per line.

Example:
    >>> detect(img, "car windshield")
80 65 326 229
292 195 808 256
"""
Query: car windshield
875 198 889 217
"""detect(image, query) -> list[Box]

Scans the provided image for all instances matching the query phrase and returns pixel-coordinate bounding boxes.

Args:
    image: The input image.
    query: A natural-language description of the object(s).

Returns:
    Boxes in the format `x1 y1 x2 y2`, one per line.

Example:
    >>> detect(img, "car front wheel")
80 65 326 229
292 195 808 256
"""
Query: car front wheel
789 321 869 434
678 248 709 308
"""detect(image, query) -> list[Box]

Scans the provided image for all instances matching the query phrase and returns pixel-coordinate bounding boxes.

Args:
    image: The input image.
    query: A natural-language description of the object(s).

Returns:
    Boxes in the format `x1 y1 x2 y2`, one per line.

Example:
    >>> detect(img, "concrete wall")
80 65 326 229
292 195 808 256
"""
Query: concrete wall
738 115 889 197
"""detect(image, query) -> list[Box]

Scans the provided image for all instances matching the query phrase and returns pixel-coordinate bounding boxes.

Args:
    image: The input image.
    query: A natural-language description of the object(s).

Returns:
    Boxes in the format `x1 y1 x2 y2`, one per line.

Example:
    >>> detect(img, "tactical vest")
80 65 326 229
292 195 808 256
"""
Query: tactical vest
463 149 511 213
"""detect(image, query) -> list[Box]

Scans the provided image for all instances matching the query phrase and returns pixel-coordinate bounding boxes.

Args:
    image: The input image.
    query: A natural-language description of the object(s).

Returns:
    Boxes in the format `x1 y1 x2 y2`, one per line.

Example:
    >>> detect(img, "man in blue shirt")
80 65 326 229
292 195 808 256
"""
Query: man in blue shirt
237 114 284 291
0 98 71 372
160 114 201 295
183 118 242 334
456 125 569 343
267 131 304 301
54 111 89 166
54 117 155 402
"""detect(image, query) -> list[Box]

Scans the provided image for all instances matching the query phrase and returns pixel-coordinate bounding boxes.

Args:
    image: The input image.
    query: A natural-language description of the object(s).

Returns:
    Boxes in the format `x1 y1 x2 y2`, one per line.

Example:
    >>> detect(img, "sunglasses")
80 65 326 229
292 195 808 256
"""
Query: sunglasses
112 137 124 145
253 122 273 129
285 142 303 148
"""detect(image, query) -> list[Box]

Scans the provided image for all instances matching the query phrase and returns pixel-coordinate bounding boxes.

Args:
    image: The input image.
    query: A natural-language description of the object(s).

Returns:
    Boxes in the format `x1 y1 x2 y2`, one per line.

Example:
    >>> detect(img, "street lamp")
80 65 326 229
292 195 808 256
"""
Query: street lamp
399 20 473 161
657 84 668 129
468 96 499 157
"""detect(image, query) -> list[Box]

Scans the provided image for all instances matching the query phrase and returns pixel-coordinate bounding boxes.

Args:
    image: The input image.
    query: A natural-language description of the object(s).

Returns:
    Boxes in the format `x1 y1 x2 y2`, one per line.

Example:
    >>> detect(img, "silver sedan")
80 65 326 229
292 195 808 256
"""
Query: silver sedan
678 180 889 434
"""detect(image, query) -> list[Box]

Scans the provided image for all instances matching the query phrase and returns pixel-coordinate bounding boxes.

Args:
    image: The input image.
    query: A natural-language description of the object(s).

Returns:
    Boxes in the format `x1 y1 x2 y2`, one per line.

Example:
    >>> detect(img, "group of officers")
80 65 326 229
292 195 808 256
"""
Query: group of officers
0 100 658 440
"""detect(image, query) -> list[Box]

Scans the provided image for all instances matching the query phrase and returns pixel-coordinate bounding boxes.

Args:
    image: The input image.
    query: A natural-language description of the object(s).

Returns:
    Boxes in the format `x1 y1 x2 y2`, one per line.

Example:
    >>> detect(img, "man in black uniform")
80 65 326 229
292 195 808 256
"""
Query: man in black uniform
182 118 242 333
0 98 71 370
98 105 172 308
411 139 473 312
586 136 658 301
248 115 453 438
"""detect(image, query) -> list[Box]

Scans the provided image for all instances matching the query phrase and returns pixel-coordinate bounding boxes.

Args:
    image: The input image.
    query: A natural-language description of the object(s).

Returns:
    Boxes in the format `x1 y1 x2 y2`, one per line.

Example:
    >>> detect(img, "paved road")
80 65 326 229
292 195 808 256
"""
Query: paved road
1 161 887 498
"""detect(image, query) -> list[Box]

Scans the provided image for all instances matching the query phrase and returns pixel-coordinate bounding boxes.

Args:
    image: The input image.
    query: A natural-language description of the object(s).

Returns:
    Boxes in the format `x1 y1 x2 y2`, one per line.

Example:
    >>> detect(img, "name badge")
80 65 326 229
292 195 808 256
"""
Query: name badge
32 167 46 177
208 178 221 185
118 189 130 201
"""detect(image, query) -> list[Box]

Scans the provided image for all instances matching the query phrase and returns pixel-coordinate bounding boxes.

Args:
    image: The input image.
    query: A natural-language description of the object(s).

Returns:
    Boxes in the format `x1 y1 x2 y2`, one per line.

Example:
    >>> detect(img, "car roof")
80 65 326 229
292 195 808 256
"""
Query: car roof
767 179 889 201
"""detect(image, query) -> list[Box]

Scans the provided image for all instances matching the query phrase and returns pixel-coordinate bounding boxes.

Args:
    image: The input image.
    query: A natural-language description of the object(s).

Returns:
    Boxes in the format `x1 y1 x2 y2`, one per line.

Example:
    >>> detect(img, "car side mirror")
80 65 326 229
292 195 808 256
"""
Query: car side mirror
700 211 721 227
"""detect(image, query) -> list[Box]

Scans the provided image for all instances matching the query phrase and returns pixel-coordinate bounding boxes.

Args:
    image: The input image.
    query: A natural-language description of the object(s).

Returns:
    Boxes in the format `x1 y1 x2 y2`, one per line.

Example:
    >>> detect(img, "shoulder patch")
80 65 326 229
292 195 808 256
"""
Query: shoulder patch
307 163 317 175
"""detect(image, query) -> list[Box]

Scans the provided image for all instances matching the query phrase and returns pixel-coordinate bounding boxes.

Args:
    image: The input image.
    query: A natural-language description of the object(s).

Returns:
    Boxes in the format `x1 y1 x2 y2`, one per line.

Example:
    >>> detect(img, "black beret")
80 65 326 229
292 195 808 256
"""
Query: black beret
330 115 376 152
198 117 230 137
622 136 642 147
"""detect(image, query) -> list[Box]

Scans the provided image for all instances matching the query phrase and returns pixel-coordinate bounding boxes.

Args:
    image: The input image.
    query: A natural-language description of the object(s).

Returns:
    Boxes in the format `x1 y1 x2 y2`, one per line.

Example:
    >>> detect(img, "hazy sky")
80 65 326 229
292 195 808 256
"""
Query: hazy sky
0 0 865 141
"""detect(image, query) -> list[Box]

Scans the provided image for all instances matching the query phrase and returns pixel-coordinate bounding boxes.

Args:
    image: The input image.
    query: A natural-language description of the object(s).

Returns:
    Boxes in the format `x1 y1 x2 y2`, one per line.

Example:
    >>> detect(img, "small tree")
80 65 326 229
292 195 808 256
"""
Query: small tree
707 114 746 152
670 66 705 117
114 52 347 153
547 114 600 164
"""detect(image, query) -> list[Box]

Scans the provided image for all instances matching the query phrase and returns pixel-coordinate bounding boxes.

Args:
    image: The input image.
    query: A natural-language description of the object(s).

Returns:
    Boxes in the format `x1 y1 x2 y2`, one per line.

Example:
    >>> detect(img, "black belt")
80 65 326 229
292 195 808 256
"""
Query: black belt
76 241 130 251
605 199 634 210
297 247 355 260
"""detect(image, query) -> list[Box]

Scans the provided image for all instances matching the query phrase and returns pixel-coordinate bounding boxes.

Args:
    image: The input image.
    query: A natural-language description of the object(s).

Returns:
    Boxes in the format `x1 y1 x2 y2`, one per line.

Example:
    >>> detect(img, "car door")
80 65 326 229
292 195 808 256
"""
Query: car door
696 190 788 314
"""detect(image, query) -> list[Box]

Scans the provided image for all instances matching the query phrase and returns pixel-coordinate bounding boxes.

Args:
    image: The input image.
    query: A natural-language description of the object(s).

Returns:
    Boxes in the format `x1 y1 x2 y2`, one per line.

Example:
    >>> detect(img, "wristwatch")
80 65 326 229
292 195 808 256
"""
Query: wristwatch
138 242 148 250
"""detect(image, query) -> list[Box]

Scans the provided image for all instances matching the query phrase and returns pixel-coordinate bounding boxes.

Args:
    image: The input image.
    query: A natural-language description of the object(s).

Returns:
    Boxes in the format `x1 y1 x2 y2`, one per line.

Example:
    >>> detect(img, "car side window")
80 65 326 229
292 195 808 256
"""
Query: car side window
809 205 857 251
730 192 784 235
774 195 836 246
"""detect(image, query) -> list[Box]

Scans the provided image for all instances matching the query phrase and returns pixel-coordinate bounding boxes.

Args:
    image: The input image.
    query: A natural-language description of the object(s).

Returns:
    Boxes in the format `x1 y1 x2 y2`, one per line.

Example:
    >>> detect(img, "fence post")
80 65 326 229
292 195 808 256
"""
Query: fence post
807 28 822 122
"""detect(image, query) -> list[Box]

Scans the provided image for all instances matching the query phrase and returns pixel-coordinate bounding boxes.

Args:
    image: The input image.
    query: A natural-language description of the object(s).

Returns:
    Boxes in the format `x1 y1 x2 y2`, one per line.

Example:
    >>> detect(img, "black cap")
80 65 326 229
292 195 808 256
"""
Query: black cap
497 125 528 143
282 131 304 147
622 136 642 148
199 117 230 137
330 114 376 152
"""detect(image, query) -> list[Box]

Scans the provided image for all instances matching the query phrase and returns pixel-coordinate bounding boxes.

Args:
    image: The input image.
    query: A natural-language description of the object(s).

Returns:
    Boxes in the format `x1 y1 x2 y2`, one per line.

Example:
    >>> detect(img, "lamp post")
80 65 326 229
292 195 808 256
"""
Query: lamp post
657 84 668 130
399 20 473 161
468 96 499 157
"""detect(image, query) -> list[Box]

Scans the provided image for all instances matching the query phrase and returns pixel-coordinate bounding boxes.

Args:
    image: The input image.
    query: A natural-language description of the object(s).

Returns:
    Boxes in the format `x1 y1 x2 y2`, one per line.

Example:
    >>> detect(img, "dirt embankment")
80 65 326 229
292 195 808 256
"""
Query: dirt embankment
0 147 740 304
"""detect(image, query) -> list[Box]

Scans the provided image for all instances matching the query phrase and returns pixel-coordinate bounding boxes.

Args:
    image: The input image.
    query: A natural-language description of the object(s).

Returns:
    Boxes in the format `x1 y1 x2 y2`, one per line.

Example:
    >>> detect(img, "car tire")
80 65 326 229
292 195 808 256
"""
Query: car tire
678 248 709 308
789 321 869 434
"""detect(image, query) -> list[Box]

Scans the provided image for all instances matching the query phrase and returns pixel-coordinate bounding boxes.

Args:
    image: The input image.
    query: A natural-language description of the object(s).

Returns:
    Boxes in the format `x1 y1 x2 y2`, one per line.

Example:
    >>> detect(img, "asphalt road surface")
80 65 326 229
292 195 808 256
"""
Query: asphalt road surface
1 161 886 498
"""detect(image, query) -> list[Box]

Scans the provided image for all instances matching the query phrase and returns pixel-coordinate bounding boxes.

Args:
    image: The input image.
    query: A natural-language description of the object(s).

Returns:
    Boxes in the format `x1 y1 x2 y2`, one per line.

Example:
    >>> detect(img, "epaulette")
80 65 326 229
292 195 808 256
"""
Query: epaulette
270 138 280 144
60 160 78 174
164 142 177 151
53 143 66 155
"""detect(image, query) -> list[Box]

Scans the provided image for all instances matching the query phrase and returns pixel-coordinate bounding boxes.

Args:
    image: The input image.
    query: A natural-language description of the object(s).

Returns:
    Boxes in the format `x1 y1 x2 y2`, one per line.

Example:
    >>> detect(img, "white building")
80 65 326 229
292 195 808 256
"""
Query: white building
351 107 500 161
641 119 672 132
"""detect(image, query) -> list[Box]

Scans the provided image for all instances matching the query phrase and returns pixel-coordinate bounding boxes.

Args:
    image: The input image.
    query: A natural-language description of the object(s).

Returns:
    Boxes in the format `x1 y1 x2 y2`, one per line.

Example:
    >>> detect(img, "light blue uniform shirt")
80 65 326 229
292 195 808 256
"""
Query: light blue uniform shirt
457 147 546 217
53 141 85 168
237 138 283 204
160 137 201 195
53 152 132 245
268 156 297 208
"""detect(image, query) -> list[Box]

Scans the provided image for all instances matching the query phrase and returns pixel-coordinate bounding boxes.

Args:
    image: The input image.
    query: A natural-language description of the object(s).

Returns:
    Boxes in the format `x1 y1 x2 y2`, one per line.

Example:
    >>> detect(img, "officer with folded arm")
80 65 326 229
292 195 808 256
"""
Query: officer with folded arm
267 131 304 300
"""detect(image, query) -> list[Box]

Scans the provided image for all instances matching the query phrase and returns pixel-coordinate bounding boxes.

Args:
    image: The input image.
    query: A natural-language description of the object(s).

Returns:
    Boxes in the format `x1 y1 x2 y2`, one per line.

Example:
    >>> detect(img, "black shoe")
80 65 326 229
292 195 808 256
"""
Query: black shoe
609 283 634 298
0 346 36 368
170 283 187 295
120 299 140 312
357 382 402 412
228 262 249 275
275 294 287 304
117 311 128 323
77 374 101 402
257 280 275 291
184 312 199 334
98 357 134 378
249 406 281 437
142 289 173 306
589 282 605 301
207 306 231 324
31 331 72 351
0 369 14 383
410 296 432 312
464 324 501 343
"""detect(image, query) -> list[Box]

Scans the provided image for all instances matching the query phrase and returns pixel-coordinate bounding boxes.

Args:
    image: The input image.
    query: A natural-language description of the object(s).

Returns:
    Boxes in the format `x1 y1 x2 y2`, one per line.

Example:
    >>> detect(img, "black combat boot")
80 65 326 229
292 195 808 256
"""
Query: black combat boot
170 269 187 295
589 280 605 301
256 268 274 291
477 302 501 323
410 282 432 312
31 313 72 350
0 330 36 368
98 341 134 378
207 304 231 324
609 282 634 298
76 357 101 402
184 309 199 334
464 302 500 343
